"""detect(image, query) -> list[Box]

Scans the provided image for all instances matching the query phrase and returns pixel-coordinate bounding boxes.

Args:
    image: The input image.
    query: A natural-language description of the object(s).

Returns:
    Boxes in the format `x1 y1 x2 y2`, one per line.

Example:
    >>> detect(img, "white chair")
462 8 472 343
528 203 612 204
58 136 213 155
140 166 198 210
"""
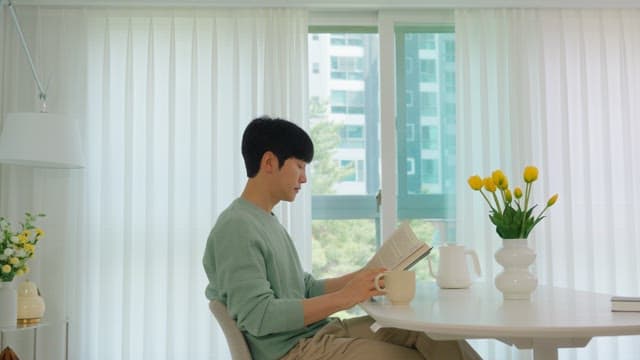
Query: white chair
209 300 252 360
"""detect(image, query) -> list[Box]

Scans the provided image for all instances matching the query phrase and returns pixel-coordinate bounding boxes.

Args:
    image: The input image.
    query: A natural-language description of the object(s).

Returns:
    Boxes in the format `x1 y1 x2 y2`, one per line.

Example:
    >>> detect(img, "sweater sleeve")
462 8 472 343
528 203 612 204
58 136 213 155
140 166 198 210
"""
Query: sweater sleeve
214 218 305 337
304 272 326 298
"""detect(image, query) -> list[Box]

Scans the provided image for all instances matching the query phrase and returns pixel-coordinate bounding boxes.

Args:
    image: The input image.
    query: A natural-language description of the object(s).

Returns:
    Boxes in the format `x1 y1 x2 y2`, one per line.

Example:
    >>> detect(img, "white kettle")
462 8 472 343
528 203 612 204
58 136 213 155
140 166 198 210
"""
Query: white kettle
428 244 481 289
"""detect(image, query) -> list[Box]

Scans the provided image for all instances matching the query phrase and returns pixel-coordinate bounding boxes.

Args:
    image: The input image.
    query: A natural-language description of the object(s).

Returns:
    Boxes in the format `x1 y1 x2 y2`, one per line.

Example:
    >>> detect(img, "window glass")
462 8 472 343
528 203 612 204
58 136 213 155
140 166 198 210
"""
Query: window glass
396 27 456 234
309 32 379 197
308 31 380 287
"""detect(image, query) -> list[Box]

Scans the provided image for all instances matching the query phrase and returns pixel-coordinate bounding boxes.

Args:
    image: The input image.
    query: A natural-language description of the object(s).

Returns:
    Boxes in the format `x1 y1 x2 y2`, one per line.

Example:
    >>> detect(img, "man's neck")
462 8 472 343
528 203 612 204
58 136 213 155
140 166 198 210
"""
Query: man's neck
241 179 278 213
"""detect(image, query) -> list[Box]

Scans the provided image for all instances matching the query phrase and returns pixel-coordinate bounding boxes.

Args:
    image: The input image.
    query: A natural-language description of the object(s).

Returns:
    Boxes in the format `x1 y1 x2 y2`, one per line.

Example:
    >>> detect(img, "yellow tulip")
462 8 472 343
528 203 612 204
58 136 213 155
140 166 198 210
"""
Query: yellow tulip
505 189 513 203
514 187 523 199
483 177 497 192
9 257 19 265
523 166 539 183
23 265 30 274
492 170 509 190
491 170 505 184
547 194 559 206
15 269 24 276
468 175 483 190
1 264 11 273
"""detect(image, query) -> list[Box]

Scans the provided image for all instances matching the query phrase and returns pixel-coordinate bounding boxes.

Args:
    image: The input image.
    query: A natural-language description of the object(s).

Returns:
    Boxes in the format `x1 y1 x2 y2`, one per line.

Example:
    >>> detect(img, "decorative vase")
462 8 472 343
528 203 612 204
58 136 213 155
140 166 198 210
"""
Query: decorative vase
494 238 538 300
17 280 45 324
0 281 17 327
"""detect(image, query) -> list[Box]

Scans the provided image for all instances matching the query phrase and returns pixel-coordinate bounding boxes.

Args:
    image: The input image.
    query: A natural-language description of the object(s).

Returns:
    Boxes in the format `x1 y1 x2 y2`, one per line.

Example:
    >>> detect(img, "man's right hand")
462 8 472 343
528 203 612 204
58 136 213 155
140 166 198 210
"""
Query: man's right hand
338 268 386 308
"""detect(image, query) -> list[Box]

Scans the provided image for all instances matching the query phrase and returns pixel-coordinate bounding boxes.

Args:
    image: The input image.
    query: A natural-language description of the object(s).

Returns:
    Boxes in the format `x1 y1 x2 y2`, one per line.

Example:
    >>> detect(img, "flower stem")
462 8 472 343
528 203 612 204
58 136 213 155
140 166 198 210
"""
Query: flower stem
479 190 497 213
519 182 531 238
492 191 502 214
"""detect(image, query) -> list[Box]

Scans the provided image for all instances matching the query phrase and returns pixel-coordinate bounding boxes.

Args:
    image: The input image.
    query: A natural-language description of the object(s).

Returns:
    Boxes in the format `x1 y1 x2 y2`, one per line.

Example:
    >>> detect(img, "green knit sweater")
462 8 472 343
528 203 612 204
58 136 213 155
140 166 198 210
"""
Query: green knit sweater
203 198 329 359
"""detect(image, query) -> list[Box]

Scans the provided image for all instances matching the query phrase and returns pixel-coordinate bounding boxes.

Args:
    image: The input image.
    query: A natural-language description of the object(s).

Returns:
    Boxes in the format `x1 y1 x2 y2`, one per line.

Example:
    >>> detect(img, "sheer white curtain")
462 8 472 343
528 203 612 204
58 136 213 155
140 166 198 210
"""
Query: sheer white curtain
456 9 640 359
1 6 309 360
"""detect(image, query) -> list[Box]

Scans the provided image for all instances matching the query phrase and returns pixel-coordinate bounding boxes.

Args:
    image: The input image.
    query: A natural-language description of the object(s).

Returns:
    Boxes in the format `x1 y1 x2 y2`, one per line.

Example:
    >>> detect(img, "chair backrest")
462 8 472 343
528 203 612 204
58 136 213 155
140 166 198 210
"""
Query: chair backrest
209 300 253 360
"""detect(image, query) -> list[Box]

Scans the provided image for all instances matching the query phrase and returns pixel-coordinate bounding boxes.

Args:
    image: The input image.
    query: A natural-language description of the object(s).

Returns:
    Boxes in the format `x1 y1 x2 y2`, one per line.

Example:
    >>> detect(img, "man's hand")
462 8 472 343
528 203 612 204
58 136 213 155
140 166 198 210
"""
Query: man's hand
337 268 386 308
302 267 387 325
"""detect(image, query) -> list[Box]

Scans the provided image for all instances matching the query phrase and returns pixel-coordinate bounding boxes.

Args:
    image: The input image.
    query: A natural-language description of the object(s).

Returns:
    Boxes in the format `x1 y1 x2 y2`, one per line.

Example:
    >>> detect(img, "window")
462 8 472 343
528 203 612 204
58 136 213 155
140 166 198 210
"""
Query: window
331 56 364 80
308 30 380 286
339 160 356 181
312 62 320 74
330 90 364 114
308 23 456 288
407 158 415 175
406 90 414 107
420 92 438 117
396 26 456 222
421 159 439 184
406 123 415 141
420 34 436 50
340 125 365 148
420 125 439 150
420 59 436 83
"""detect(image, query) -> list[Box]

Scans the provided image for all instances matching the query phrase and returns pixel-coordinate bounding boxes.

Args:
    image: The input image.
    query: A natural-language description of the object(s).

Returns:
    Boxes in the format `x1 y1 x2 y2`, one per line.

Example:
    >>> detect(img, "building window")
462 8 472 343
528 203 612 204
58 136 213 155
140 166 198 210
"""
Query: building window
331 56 364 80
339 160 356 181
406 90 414 107
421 125 439 150
330 34 364 47
420 59 436 83
406 123 415 141
444 40 455 62
407 158 415 175
420 34 436 50
421 159 439 184
419 92 438 117
340 125 365 148
331 90 364 114
444 71 455 92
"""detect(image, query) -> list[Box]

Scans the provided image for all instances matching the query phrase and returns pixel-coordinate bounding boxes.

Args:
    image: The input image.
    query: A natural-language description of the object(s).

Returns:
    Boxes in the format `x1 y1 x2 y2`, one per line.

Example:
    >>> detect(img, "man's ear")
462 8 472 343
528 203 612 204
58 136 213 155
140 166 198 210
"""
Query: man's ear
260 151 279 174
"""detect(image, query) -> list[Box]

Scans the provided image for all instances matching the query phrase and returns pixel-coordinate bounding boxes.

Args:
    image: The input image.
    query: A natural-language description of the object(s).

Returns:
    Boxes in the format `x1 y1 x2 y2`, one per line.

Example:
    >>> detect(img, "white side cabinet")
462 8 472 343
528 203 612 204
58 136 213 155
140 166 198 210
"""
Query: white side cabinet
0 322 68 360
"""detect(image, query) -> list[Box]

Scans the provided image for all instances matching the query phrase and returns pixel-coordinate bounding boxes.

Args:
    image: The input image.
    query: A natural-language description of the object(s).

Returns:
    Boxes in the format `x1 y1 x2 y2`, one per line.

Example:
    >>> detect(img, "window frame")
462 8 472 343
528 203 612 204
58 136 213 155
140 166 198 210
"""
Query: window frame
308 10 456 240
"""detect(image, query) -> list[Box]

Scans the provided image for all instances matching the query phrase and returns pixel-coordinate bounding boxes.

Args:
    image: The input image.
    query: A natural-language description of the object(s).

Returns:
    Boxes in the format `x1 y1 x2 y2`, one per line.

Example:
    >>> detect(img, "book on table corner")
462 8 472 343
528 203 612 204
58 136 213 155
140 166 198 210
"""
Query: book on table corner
365 221 433 271
611 296 640 312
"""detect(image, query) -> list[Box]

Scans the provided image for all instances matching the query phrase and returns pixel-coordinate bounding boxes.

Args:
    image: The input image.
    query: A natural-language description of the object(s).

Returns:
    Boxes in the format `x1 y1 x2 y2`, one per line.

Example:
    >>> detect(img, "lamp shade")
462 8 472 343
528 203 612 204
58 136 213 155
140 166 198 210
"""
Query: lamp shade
0 112 85 168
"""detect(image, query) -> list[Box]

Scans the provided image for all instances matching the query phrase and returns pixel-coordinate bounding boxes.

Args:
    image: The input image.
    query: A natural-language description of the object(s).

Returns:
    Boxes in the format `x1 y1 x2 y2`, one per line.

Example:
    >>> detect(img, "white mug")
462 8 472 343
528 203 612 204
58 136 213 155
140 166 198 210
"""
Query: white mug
374 270 416 305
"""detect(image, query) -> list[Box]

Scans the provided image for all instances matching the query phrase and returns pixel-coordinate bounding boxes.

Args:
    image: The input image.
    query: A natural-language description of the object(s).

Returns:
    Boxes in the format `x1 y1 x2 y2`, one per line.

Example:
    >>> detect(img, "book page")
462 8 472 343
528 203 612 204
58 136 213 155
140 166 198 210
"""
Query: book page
366 222 432 270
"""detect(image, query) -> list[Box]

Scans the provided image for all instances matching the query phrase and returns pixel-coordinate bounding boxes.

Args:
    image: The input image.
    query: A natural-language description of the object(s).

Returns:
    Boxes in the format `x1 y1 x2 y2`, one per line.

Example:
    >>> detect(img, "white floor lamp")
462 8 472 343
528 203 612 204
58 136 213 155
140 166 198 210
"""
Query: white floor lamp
0 0 85 168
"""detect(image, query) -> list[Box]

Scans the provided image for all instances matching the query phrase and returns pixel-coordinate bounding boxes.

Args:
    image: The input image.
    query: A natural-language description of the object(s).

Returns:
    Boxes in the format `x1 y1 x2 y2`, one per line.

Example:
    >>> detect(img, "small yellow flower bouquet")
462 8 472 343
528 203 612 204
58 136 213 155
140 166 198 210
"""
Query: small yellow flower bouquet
468 166 558 239
0 213 45 282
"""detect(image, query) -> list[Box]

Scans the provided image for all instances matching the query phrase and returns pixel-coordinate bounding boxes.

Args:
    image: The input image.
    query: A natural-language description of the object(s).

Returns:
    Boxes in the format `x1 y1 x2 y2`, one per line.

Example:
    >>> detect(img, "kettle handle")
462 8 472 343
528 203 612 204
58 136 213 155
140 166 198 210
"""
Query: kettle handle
465 249 482 276
427 257 438 279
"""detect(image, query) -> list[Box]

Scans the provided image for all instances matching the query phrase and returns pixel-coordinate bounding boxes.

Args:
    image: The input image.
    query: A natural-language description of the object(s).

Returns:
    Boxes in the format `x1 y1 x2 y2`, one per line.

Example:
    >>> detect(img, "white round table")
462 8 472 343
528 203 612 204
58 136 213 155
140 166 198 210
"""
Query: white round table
360 282 640 360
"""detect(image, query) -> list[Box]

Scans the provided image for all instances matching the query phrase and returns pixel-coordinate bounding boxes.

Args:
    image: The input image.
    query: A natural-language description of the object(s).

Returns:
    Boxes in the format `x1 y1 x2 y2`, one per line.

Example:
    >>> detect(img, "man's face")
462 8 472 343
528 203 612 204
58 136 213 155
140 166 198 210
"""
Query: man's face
274 157 308 202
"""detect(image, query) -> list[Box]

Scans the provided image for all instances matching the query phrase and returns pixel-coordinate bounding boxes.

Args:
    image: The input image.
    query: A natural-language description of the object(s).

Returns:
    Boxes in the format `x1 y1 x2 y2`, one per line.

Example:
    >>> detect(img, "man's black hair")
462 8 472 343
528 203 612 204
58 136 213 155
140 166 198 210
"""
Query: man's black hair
241 116 314 178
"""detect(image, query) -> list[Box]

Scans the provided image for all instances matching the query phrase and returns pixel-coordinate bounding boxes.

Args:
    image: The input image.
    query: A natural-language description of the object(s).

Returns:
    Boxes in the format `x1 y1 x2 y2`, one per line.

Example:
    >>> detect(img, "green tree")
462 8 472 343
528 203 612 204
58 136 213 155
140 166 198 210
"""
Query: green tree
309 96 352 194
310 121 352 194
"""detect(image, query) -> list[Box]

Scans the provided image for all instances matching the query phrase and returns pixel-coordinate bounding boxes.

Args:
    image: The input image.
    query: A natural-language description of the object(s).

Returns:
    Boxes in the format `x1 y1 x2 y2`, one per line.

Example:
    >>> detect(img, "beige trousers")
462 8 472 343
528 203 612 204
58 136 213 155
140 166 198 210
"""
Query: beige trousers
281 316 481 360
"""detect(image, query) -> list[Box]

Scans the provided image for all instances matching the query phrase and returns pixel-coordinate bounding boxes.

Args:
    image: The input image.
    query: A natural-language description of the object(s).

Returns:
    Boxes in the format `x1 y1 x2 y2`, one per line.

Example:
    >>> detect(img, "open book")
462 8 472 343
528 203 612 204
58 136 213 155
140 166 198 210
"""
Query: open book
365 222 432 271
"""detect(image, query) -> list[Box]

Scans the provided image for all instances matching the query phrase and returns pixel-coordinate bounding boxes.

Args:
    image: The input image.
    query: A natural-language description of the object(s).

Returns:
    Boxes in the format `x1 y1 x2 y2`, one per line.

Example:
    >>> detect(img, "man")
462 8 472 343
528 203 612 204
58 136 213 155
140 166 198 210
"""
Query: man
203 116 480 360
